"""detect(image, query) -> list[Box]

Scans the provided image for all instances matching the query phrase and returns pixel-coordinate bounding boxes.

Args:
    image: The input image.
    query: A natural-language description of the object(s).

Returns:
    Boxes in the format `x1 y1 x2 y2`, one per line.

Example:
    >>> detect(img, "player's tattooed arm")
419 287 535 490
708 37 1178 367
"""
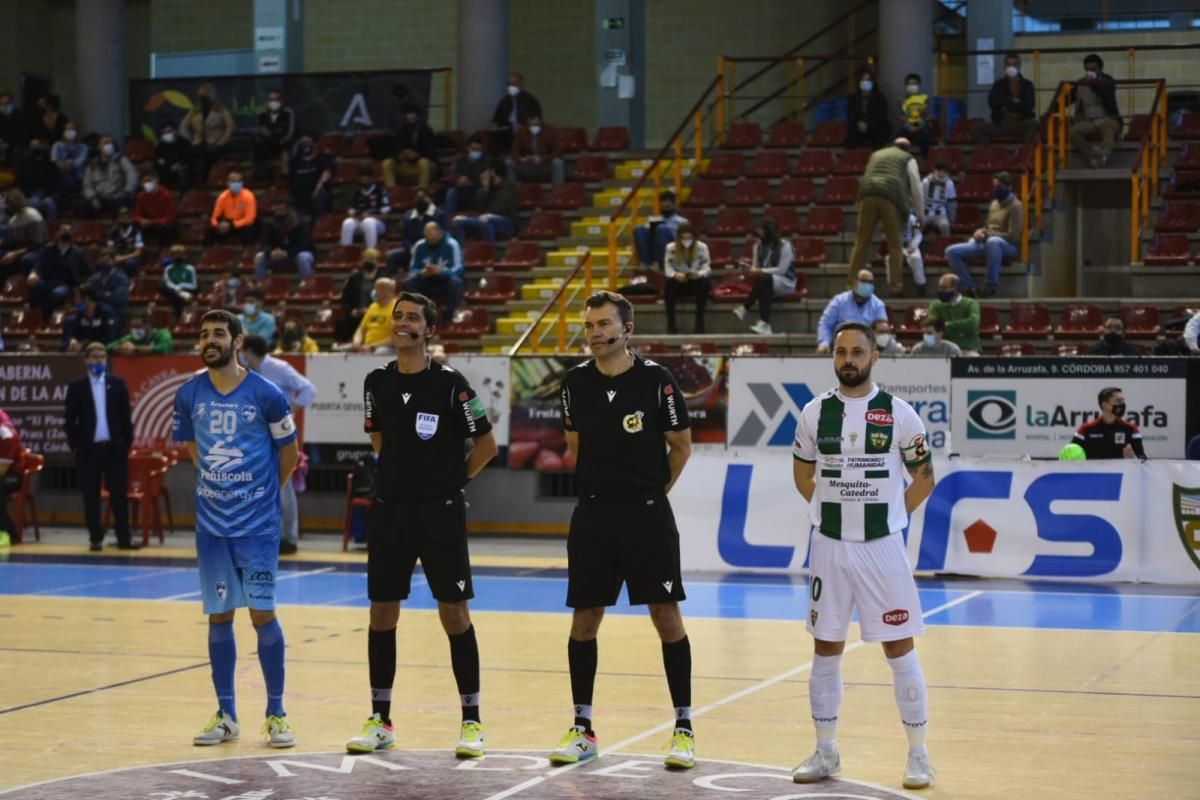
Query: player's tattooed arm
904 457 935 513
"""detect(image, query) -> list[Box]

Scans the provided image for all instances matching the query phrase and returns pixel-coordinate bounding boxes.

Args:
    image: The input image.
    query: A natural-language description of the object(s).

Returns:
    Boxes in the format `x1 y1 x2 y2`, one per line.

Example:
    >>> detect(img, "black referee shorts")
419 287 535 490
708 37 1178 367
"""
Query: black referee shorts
366 492 474 603
566 491 686 609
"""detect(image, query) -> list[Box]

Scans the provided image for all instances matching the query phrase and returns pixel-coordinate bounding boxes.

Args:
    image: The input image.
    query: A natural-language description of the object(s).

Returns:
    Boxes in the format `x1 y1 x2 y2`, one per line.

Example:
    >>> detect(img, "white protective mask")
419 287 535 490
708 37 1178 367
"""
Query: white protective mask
679 237 694 248
859 80 873 93
1085 70 1097 80
923 333 938 348
906 83 920 95
1005 66 1019 78
529 125 542 135
507 85 520 97
101 142 115 156
876 333 893 349
64 129 77 141
161 132 176 143
268 100 282 111
143 181 157 193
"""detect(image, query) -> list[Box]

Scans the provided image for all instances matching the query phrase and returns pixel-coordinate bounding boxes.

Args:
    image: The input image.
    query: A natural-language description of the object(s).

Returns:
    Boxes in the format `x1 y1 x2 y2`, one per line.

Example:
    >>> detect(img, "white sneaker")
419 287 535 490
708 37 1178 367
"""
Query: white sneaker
792 749 841 783
750 320 773 336
456 720 486 758
664 728 696 769
346 713 396 753
193 711 239 746
262 715 296 748
903 752 936 789
549 725 599 764
732 306 747 321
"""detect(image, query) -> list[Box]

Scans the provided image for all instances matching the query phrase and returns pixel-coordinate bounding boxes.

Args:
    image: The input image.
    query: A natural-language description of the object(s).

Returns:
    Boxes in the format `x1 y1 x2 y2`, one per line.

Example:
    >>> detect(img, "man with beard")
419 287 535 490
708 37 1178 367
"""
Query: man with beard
790 322 937 791
548 291 697 770
172 309 300 749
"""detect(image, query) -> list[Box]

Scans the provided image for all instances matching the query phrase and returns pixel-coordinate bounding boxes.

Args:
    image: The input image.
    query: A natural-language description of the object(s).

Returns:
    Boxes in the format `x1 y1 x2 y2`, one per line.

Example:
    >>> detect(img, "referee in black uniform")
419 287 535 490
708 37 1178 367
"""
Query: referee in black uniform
344 291 498 758
546 290 697 770
1072 386 1147 459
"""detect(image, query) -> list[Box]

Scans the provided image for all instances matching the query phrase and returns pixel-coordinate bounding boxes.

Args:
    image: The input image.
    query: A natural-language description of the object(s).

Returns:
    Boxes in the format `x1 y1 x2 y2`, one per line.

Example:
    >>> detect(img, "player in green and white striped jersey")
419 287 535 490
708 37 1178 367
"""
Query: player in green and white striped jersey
790 322 938 791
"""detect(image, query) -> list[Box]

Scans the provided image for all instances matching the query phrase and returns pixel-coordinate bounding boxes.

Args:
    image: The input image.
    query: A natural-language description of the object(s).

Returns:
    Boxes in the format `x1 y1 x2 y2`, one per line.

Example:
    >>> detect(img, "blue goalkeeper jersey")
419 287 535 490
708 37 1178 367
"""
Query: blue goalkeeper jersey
172 370 297 538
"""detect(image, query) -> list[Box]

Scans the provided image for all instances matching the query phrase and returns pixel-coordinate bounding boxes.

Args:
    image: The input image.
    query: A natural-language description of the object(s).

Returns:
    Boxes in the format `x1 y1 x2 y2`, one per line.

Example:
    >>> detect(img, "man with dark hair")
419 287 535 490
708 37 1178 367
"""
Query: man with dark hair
1070 54 1121 168
547 290 698 770
446 136 491 217
254 89 295 181
945 171 1022 298
62 285 119 353
633 191 688 269
974 53 1039 144
452 161 519 243
239 287 277 345
207 171 258 246
791 321 937 790
64 342 138 551
490 72 542 156
1072 388 1147 460
257 201 316 280
173 308 300 747
511 113 565 184
347 290 497 757
1087 317 1139 356
108 311 173 355
289 133 335 220
27 221 87 316
384 106 436 189
909 316 962 357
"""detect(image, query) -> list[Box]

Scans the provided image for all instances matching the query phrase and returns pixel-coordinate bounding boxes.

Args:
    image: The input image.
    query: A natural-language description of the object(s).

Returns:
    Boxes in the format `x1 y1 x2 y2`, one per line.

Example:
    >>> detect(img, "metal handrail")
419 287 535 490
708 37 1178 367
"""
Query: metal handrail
507 251 592 356
1130 80 1169 263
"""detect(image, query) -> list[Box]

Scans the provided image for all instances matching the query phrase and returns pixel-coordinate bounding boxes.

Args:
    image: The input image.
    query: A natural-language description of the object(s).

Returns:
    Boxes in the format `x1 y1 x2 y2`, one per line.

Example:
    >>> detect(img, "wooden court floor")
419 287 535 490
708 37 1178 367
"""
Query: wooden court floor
1 572 1199 799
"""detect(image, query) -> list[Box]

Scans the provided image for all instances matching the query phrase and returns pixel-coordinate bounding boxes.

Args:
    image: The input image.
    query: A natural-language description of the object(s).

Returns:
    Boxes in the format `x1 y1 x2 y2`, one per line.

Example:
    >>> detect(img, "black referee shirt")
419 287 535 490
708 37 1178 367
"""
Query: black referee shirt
364 359 493 499
561 355 690 496
1072 417 1146 460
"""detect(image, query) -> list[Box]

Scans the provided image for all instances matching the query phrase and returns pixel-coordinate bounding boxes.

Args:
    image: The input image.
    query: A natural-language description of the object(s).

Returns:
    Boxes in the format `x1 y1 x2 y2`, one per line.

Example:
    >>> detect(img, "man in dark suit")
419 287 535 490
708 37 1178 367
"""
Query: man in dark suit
489 72 542 156
64 342 139 551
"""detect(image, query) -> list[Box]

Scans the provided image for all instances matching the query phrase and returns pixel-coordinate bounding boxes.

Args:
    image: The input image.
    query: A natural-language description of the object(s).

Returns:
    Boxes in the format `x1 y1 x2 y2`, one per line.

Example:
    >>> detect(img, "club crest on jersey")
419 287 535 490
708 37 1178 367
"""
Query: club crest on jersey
241 405 257 423
623 410 644 433
865 409 894 426
216 581 227 601
810 609 819 626
870 431 890 450
415 412 439 440
849 432 858 445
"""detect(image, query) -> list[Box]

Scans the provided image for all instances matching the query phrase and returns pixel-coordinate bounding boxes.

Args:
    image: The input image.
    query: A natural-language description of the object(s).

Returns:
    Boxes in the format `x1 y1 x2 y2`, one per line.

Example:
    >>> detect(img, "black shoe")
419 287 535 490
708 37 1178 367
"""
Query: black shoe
89 542 103 552
279 541 298 555
117 541 142 551
980 285 998 299
914 283 928 297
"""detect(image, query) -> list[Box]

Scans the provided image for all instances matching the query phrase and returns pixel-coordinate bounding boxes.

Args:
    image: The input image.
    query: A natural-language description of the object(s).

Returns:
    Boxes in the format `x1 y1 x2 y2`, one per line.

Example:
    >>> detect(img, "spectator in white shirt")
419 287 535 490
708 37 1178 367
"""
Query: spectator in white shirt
1184 310 1199 354
662 224 711 334
921 158 957 236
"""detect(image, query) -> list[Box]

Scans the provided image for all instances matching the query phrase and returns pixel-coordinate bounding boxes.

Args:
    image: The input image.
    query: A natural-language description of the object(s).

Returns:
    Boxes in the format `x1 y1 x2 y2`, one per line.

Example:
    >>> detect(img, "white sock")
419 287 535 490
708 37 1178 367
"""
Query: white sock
809 653 842 754
887 650 929 757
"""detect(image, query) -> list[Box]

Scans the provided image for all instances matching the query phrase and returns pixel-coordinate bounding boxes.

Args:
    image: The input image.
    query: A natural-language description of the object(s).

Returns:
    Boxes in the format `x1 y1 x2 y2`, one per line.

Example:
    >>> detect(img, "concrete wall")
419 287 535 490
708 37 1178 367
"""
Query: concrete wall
508 0 598 137
149 0 253 54
302 0 458 72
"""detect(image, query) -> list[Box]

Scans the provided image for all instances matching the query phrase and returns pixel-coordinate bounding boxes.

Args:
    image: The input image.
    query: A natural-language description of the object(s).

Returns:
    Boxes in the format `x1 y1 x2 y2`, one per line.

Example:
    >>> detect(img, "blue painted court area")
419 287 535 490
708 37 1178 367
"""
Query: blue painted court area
0 560 1198 633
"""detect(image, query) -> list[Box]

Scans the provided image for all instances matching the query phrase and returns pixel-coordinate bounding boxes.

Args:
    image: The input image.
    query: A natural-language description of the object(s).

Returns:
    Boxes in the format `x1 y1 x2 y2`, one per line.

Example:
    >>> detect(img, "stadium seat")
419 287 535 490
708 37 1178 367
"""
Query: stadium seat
703 152 745 180
791 236 826 266
1 308 41 337
1173 114 1200 140
124 139 154 163
731 341 770 355
951 204 982 234
794 150 836 176
322 245 363 271
763 207 799 235
308 305 338 336
747 151 790 178
174 306 206 335
712 208 753 236
464 274 516 304
498 241 541 269
312 215 342 242
38 308 66 336
205 162 233 189
1120 305 1161 338
774 177 816 206
710 269 756 302
387 185 416 209
590 126 630 151
979 305 1001 337
463 241 496 271
729 178 769 207
921 235 956 266
1165 170 1200 199
927 146 964 175
680 341 719 355
996 342 1037 356
570 154 608 182
784 272 808 299
817 177 858 205
832 149 870 175
128 276 159 304
318 132 345 156
633 340 668 354
968 145 1011 173
178 190 213 217
799 207 844 235
958 173 994 202
289 274 335 302
262 274 290 303
1124 114 1150 142
523 211 564 240
70 219 104 246
544 183 587 210
435 129 465 156
686 179 727 208
1051 343 1089 356
557 127 588 153
333 161 359 184
198 245 236 273
765 121 806 149
949 117 986 144
1007 145 1036 175
1177 143 1200 170
1154 201 1200 232
1056 304 1105 336
1 276 26 306
722 122 762 150
440 307 491 339
707 238 733 267
1003 304 1052 338
1144 234 1193 265
897 305 930 337
809 121 847 147
517 182 544 210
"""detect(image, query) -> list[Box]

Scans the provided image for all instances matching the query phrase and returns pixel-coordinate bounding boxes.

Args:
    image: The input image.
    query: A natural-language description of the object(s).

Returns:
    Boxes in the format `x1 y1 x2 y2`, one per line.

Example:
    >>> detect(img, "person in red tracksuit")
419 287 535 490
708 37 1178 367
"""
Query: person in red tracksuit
1072 386 1147 460
0 407 27 539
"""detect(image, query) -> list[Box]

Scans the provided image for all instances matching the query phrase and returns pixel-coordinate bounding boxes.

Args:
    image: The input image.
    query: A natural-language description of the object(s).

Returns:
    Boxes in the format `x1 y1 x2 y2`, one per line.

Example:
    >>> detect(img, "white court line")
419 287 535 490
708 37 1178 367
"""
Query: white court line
481 589 986 800
27 567 187 596
157 566 336 601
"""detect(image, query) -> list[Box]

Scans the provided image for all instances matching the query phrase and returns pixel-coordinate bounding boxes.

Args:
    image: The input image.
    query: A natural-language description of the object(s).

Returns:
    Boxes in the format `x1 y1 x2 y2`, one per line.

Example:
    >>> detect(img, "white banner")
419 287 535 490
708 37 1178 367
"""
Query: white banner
304 354 510 446
670 451 1200 584
950 358 1188 458
728 357 952 453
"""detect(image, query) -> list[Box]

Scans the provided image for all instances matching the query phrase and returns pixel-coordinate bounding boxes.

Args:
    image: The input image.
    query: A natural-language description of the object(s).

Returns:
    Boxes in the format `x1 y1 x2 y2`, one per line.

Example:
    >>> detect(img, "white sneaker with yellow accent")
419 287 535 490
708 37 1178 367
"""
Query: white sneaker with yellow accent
193 711 239 746
262 715 296 748
664 728 696 769
456 721 486 758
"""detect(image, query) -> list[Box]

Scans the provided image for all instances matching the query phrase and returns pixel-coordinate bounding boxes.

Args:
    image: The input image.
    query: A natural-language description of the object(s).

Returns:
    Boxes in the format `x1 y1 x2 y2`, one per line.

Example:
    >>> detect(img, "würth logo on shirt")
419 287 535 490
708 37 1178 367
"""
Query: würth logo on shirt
883 609 909 626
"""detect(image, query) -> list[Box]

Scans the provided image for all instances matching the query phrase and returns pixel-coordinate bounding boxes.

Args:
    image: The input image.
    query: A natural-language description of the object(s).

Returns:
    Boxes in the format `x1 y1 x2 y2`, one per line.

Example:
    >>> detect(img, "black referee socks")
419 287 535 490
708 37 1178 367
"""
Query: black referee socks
662 636 693 731
568 637 598 730
448 625 481 723
368 627 397 724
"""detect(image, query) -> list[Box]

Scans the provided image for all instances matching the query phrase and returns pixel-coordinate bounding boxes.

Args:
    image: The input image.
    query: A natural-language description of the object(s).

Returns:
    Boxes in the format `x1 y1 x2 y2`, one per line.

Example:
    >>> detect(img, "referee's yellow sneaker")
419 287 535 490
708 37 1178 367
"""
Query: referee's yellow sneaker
664 728 696 769
456 721 486 758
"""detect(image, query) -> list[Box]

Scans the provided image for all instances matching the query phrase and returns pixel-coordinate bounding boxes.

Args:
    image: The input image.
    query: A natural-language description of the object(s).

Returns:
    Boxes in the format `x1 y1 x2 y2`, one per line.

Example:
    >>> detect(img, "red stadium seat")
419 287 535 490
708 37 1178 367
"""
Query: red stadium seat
633 340 668 354
464 274 516 304
951 204 982 234
1003 304 1052 338
979 305 1001 337
1119 305 1161 338
463 241 496 271
1154 201 1200 232
680 341 719 356
949 117 986 144
927 146 964 175
731 341 770 355
686 179 727 208
498 241 541 269
809 121 847 147
791 237 826 266
307 305 338 336
707 238 733 267
775 177 816 206
523 211 563 240
968 145 1011 173
333 161 359 185
728 178 769 207
748 151 790 178
312 215 342 242
712 208 753 236
818 177 858 205
1 308 41 337
435 129 465 155
38 308 66 336
996 342 1037 356
71 220 104 246
0 275 26 306
1144 234 1193 265
722 123 762 150
1124 114 1150 142
517 182 544 210
322 245 363 271
124 139 155 163
702 152 745 180
958 173 994 202
557 127 588 153
178 190 213 217
1173 114 1200 141
591 126 630 151
262 274 290 303
832 149 870 175
318 132 345 156
1176 143 1200 170
763 208 799 235
570 154 607 182
440 308 491 339
710 269 756 302
1051 343 1089 356
624 270 663 304
1008 145 1036 174
387 185 416 209
174 306 207 335
921 236 957 266
794 150 835 176
544 183 586 210
800 207 844 235
198 245 236 273
128 276 159 303
765 121 806 149
1056 304 1104 336
289 274 335 302
1165 170 1200 200
898 305 930 337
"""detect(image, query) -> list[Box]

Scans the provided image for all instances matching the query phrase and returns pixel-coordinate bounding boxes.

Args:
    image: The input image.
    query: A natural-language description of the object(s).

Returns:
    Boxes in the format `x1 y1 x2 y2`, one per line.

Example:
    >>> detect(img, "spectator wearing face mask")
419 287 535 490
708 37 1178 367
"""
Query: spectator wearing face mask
209 265 254 309
1087 317 1140 356
445 135 491 217
154 121 192 191
86 249 131 330
927 273 981 356
385 190 446 276
51 121 89 192
846 67 892 151
873 318 906 356
733 219 797 336
945 171 1022 298
16 137 59 220
848 138 924 296
62 285 119 353
0 189 47 277
253 89 295 181
0 91 28 166
275 319 319 354
238 287 277 345
342 163 391 249
974 53 1039 145
206 171 258 245
384 105 436 189
452 160 519 243
159 244 198 320
133 169 179 246
81 135 138 217
30 95 68 144
1069 54 1122 169
814 269 889 353
405 221 465 319
633 191 688 269
108 312 173 355
339 250 382 342
256 202 316 280
898 74 932 159
921 159 958 236
289 134 335 220
107 207 145 276
27 222 87 315
662 224 711 334
909 317 962 357
490 72 543 156
179 82 234 184
511 114 565 184
1072 387 1145 460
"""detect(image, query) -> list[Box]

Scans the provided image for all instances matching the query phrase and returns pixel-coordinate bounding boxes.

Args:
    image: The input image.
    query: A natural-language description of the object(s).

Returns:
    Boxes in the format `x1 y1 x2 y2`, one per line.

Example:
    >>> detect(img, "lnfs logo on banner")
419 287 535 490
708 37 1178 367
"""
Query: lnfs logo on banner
966 390 1017 439
731 383 813 446
1174 485 1200 572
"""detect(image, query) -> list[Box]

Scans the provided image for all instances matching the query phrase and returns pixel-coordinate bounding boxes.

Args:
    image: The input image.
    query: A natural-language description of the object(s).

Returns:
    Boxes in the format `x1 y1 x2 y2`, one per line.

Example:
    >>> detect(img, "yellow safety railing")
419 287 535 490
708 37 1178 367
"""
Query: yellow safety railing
1130 80 1169 263
507 251 593 356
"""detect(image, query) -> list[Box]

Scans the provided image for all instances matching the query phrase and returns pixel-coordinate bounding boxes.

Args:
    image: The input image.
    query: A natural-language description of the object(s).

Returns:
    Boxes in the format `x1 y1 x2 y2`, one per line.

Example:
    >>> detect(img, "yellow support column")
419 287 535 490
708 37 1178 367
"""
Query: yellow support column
1020 171 1030 263
607 222 619 290
556 291 567 353
694 110 703 164
1035 143 1044 230
1130 171 1140 264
